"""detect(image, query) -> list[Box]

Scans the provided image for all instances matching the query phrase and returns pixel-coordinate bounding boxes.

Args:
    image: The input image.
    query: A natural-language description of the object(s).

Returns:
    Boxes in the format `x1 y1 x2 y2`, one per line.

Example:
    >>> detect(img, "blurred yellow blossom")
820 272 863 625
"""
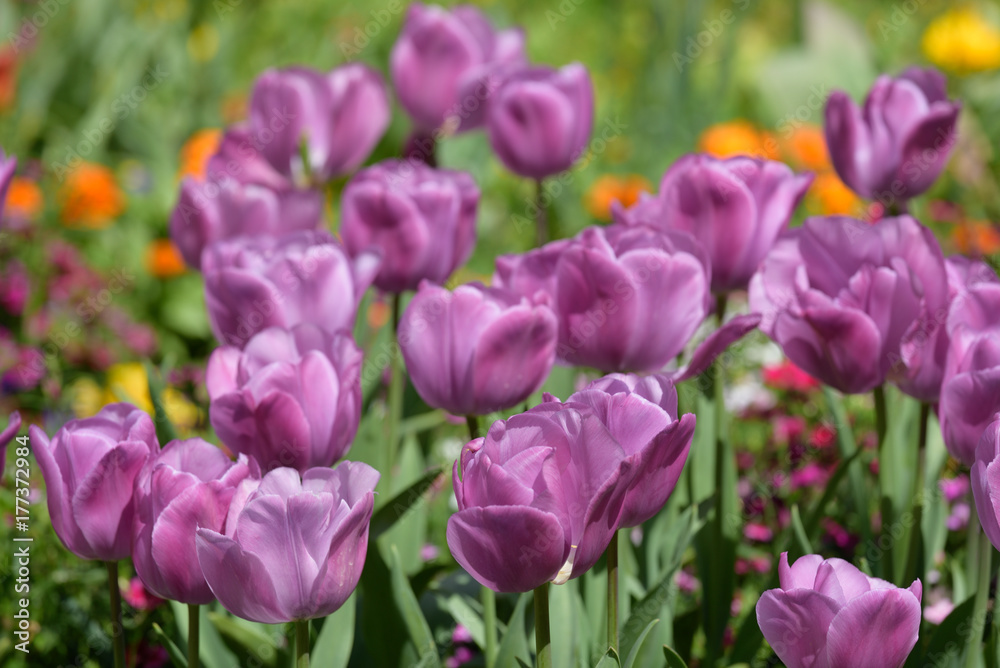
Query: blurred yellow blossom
178 128 221 181
923 7 1000 74
146 239 187 278
584 174 651 221
698 120 780 160
75 363 201 432
187 23 220 63
58 162 125 229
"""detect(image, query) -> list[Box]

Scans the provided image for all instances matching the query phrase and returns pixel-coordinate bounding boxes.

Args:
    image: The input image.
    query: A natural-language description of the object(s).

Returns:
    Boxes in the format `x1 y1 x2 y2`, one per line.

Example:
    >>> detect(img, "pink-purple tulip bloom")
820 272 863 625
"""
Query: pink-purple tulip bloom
0 150 15 221
391 3 525 132
487 63 594 180
132 438 258 604
824 67 960 204
248 64 390 183
398 281 558 416
31 403 159 561
195 463 379 623
169 176 322 270
494 225 711 372
202 230 379 347
972 417 1000 551
757 552 921 668
340 160 478 293
207 325 363 472
617 154 813 293
749 215 948 394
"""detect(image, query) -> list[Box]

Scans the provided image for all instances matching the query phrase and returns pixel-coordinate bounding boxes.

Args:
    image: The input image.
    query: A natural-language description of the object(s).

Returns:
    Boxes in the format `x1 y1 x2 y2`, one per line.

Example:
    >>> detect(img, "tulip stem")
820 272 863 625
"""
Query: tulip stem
534 582 552 668
188 604 200 668
903 402 930 586
106 561 125 668
534 179 553 246
465 415 480 441
965 512 993 668
607 530 619 654
295 620 310 668
715 293 727 327
387 293 405 478
873 384 893 582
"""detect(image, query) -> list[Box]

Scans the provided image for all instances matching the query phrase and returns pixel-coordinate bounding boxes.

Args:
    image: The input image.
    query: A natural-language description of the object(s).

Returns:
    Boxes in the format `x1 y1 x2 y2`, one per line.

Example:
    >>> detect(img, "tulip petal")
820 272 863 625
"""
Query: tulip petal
756 588 840 668
825 588 921 668
196 528 288 623
675 313 762 382
778 552 824 590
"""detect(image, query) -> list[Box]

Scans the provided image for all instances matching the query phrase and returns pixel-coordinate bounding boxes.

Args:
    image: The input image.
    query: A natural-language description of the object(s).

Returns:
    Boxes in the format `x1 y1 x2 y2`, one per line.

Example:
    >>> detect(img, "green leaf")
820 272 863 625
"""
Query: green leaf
804 446 864 538
170 601 237 668
369 466 444 542
359 545 409 667
495 592 531 668
623 620 658 668
151 622 188 668
206 611 281 668
595 648 622 667
904 595 976 668
443 594 485 651
663 644 688 668
389 545 439 666
144 360 178 445
789 504 813 559
311 593 355 668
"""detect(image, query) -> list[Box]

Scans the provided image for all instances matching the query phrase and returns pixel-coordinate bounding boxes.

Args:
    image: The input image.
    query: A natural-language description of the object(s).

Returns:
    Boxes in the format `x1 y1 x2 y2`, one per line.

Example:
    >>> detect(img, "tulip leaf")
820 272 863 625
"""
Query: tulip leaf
803 445 864 540
495 592 531 668
311 593 355 668
206 611 282 668
443 594 486 651
595 648 622 667
144 359 178 445
663 644 688 668
903 595 976 668
623 619 658 668
789 504 813 560
359 543 409 666
369 466 444 542
389 544 440 666
171 601 237 668
151 622 188 668
822 387 872 548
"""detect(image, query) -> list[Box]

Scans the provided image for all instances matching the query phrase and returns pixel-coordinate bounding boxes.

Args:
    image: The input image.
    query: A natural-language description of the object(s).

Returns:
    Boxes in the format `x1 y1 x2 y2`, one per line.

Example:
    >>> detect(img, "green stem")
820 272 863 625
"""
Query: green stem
296 620 310 668
106 561 125 668
968 492 982 593
873 385 887 447
466 414 496 668
874 384 892 582
966 509 992 668
535 179 551 246
465 415 480 441
386 293 405 479
188 604 200 668
534 582 552 668
903 403 930 586
607 530 619 654
715 293 728 327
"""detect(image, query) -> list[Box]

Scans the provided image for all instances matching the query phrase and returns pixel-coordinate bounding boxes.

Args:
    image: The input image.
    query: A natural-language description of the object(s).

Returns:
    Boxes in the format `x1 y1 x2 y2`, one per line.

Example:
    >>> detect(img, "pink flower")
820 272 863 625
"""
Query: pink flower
122 577 165 611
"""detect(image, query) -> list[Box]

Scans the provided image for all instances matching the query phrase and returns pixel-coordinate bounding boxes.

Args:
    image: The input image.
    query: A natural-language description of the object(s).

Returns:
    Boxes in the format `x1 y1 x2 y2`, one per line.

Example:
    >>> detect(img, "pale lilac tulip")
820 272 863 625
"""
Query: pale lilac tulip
202 230 379 347
825 67 960 204
31 404 159 561
0 150 15 221
757 552 921 668
399 281 557 416
972 417 1000 551
132 438 258 604
340 160 478 293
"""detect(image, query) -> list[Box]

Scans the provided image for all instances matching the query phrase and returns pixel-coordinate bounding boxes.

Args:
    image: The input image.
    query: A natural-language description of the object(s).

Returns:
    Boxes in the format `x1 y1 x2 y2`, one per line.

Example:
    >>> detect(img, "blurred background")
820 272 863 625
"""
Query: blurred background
0 0 998 664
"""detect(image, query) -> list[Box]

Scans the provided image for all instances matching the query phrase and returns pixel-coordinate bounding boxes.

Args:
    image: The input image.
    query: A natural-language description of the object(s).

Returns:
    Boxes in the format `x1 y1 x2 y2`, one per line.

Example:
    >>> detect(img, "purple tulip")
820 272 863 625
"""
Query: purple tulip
132 439 258 604
973 417 1000 551
621 154 813 293
248 64 390 183
207 324 363 472
195 463 379 623
824 67 960 204
399 281 557 416
340 160 478 293
169 176 322 270
757 553 921 668
561 373 695 527
496 225 711 372
207 125 297 192
30 404 159 561
448 401 640 592
939 283 1000 465
487 63 594 180
1 411 22 478
0 150 15 221
749 215 947 394
391 3 525 132
202 230 379 347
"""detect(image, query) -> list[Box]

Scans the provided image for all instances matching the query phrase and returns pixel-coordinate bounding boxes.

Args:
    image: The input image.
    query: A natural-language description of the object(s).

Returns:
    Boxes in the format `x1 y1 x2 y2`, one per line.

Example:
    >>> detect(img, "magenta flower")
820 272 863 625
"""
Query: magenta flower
487 63 594 180
31 404 159 561
202 230 379 347
169 176 322 270
207 325 362 472
390 3 525 132
207 125 297 191
0 150 15 221
757 553 921 668
972 417 1000 550
248 64 390 183
824 67 960 204
495 225 711 372
1 411 21 478
399 281 557 416
749 215 948 394
195 463 379 623
340 160 478 293
132 438 258 604
621 154 812 293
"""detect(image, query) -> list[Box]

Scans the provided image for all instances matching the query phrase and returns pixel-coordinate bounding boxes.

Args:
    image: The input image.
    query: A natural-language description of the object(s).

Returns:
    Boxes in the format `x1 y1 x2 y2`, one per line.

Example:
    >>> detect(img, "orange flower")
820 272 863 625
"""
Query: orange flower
807 171 862 216
584 174 652 221
953 220 1000 256
58 162 125 229
145 239 187 278
367 300 390 329
5 177 43 220
698 120 780 161
178 129 222 181
782 125 830 171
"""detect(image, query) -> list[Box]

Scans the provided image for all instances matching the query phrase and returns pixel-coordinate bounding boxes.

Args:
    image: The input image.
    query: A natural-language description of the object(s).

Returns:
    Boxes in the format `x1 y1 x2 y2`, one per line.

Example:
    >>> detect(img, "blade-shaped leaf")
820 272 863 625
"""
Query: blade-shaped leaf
663 644 688 668
152 622 188 668
311 593 355 668
389 545 439 666
624 620 659 668
370 467 444 542
495 592 531 668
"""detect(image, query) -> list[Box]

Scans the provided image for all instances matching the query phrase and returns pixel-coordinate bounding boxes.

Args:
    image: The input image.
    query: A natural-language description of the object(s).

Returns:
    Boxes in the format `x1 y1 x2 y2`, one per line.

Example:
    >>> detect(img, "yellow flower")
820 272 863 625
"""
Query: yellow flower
584 174 652 221
106 362 200 432
923 7 1000 74
69 377 107 418
58 162 125 229
698 120 780 161
178 128 222 181
146 239 187 278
